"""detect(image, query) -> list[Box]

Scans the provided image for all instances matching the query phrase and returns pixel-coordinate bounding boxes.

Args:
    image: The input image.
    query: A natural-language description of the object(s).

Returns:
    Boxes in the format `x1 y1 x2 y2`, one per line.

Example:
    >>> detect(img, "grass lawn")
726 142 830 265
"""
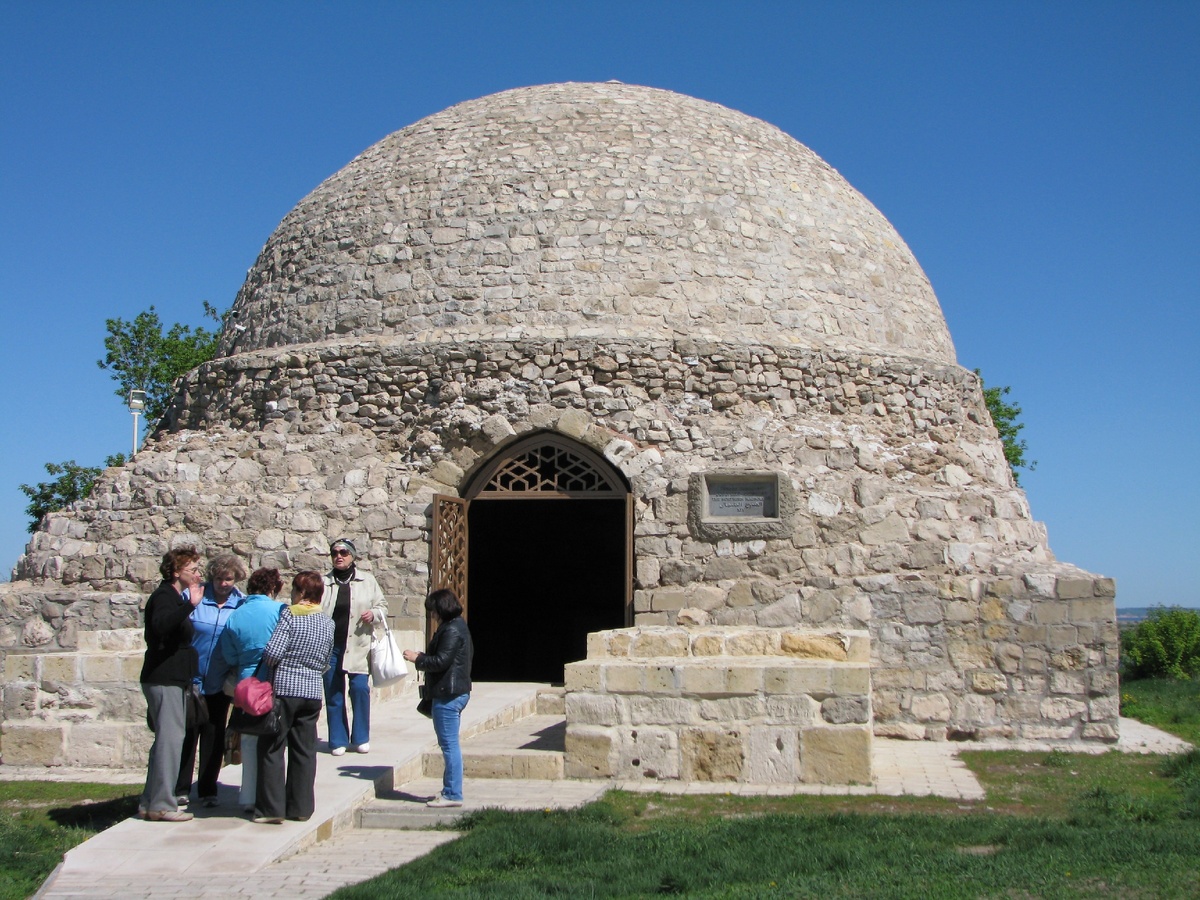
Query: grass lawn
330 749 1200 899
1120 675 1200 746
0 782 138 900
4 681 1199 899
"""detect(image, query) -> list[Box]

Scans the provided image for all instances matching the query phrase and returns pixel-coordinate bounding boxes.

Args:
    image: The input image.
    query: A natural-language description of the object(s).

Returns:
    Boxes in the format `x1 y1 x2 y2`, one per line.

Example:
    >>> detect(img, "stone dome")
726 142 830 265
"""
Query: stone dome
221 82 956 364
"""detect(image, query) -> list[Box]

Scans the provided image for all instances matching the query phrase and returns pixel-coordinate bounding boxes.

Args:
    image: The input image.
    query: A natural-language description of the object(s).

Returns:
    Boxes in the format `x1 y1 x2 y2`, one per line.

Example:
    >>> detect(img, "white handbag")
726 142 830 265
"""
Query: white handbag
370 618 407 685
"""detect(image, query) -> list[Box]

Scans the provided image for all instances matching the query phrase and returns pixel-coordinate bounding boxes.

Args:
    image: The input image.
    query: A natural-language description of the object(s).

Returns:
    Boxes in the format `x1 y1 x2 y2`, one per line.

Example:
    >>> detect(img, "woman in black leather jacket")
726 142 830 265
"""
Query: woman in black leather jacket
403 588 473 807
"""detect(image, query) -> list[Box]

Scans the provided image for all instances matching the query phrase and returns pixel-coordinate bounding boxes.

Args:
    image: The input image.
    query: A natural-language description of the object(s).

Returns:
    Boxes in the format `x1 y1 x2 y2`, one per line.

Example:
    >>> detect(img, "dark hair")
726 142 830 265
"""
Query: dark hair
160 546 200 581
292 571 325 604
426 588 463 621
247 567 283 597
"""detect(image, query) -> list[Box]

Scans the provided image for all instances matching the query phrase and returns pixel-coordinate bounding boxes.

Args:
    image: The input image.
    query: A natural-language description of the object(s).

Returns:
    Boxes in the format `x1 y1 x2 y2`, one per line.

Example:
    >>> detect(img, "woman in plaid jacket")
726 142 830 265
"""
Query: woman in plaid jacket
252 571 334 825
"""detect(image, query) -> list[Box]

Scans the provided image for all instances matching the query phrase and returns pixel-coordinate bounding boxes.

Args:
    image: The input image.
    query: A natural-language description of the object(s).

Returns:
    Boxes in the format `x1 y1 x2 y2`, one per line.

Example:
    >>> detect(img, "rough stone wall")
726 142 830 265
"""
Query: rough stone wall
5 335 1118 750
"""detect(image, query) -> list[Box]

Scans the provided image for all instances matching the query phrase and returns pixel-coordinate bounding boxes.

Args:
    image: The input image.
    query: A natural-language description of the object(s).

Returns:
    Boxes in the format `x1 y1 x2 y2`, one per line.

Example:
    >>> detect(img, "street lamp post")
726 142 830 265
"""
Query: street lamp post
128 389 147 456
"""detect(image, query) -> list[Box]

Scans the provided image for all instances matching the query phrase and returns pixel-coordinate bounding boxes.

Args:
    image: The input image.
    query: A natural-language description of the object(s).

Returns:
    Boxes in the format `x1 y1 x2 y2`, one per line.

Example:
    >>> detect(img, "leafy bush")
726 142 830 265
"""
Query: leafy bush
1122 607 1200 680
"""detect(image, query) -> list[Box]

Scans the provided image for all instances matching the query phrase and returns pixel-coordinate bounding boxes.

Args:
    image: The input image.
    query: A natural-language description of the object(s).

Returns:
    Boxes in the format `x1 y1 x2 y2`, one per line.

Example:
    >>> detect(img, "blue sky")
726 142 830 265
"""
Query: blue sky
2 2 1196 607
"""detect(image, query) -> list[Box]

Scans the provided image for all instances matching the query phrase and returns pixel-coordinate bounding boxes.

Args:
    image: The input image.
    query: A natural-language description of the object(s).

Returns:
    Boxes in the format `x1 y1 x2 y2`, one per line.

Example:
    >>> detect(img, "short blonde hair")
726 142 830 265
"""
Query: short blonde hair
206 553 247 583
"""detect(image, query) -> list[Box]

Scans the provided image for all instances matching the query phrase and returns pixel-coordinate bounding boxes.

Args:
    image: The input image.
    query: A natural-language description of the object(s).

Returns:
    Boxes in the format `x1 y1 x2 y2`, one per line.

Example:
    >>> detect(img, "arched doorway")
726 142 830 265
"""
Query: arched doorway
431 433 632 683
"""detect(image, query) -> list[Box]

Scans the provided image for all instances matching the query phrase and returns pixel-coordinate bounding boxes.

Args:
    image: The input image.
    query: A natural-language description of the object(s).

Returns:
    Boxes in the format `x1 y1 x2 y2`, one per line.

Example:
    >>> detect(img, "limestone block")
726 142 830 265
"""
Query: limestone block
1 721 66 766
821 696 869 725
910 693 950 722
1050 671 1085 695
81 654 126 683
689 633 723 656
1069 598 1114 623
1088 668 1118 696
1087 695 1119 722
650 589 686 612
2 682 39 718
615 726 678 780
1046 625 1079 650
800 726 871 784
1082 722 1119 741
780 632 848 661
726 631 777 656
831 665 870 695
679 664 728 696
41 654 80 686
586 632 611 658
700 696 767 722
563 662 601 692
565 725 615 778
565 692 622 727
680 728 745 782
1055 577 1094 599
632 631 689 657
63 723 125 767
602 663 645 694
123 724 152 766
724 664 764 695
1024 724 1077 741
4 654 36 681
629 696 696 726
953 694 996 726
1032 601 1070 625
1039 696 1087 721
1093 578 1116 597
764 695 820 725
874 722 925 740
970 672 1008 694
645 664 679 694
745 726 798 782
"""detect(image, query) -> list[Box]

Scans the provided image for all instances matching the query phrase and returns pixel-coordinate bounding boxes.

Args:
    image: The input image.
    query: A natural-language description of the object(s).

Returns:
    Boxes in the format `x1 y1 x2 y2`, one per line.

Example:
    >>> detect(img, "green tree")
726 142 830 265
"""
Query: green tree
19 455 127 533
975 369 1037 484
97 301 223 425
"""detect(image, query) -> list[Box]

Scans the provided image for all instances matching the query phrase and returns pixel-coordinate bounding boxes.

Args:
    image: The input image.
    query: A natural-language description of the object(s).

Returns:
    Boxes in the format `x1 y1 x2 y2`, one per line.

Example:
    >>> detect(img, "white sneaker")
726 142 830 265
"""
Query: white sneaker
354 743 370 754
330 746 347 756
426 795 463 808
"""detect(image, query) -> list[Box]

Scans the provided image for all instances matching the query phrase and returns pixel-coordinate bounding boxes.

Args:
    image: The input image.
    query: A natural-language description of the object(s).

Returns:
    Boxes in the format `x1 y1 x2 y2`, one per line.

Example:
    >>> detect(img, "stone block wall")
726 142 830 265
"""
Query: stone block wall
564 626 872 784
1 630 150 767
4 335 1118 759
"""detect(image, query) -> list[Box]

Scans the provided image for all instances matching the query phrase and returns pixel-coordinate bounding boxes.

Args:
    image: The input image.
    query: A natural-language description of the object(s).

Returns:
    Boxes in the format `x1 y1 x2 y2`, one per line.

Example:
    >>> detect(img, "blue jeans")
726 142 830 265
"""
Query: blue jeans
323 645 371 750
432 692 470 801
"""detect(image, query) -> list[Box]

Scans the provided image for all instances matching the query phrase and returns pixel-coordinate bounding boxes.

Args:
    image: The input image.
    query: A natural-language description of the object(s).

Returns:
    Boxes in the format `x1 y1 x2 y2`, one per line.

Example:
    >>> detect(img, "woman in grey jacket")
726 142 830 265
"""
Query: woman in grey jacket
404 588 473 808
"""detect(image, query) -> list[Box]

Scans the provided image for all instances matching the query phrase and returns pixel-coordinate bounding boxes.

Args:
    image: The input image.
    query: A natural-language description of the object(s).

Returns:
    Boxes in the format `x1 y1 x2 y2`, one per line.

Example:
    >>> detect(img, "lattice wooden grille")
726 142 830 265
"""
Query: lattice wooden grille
480 442 620 494
432 495 468 624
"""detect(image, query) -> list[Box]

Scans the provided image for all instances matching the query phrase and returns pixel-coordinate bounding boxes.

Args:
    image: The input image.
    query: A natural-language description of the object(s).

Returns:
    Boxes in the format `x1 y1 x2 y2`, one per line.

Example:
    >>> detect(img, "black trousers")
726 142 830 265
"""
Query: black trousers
176 692 232 799
256 696 322 820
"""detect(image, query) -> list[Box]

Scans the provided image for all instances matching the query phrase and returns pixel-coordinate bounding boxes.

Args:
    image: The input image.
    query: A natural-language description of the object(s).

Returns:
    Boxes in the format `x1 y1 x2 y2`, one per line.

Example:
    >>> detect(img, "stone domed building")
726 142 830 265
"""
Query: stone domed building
2 83 1118 780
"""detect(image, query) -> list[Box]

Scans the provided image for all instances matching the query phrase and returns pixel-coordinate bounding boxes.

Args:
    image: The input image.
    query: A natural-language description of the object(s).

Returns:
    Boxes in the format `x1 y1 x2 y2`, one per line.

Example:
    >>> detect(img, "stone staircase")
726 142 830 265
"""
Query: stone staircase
359 687 569 829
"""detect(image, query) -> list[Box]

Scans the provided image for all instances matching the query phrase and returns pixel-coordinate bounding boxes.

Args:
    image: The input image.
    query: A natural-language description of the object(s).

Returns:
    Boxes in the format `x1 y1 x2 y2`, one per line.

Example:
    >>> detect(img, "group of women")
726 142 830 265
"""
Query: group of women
137 538 474 824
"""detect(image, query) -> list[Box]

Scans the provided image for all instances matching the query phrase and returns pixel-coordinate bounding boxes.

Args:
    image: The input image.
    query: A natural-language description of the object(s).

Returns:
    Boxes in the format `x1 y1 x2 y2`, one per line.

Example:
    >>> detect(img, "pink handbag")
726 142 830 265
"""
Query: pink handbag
233 675 274 715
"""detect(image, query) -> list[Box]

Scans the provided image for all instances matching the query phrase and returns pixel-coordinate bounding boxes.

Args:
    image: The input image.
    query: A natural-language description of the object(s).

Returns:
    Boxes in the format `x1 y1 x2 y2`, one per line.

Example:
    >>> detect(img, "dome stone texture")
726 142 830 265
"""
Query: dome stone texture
225 82 956 363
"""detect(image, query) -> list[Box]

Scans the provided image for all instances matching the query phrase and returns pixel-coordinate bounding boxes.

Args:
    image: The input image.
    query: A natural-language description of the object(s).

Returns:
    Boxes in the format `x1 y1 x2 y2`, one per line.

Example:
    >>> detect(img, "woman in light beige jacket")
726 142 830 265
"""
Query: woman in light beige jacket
320 538 387 755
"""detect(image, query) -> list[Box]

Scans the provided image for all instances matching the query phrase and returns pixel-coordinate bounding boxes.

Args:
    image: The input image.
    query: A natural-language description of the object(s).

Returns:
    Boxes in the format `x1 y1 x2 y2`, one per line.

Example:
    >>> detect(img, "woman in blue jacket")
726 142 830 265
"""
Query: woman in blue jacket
176 553 246 807
216 566 287 813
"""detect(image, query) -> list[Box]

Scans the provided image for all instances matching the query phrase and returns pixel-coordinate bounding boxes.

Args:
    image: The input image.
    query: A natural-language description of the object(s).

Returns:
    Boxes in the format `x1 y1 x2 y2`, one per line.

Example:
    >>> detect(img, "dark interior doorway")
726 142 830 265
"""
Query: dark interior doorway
467 497 627 683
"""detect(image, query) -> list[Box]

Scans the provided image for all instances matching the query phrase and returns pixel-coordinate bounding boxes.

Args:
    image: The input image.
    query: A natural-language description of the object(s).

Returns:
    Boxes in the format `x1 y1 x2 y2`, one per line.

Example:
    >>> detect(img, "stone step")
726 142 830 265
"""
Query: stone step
422 714 566 780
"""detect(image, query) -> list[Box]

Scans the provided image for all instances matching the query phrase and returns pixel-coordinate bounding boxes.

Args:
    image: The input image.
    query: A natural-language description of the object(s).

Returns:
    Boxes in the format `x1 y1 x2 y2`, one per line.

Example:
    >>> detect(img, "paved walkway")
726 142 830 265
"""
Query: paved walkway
20 684 1191 899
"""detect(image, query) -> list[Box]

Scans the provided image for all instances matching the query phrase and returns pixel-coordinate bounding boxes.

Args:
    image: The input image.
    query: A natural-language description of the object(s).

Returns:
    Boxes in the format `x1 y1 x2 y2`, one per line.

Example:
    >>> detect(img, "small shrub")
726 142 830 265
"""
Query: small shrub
1121 607 1200 680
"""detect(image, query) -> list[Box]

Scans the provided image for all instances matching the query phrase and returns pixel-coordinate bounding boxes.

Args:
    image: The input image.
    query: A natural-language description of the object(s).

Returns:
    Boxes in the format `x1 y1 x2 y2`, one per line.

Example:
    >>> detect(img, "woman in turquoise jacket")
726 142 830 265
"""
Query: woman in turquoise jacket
216 567 287 814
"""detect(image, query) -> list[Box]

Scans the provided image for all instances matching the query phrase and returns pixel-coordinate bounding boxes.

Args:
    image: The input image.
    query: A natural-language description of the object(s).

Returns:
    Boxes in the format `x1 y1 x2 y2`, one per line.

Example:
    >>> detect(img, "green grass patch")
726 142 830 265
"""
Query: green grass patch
1121 675 1200 745
330 750 1200 899
0 782 139 900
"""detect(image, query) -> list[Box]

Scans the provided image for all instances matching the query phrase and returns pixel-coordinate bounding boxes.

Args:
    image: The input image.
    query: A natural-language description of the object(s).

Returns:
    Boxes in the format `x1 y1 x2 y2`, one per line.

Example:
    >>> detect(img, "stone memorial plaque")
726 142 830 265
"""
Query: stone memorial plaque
706 479 777 519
